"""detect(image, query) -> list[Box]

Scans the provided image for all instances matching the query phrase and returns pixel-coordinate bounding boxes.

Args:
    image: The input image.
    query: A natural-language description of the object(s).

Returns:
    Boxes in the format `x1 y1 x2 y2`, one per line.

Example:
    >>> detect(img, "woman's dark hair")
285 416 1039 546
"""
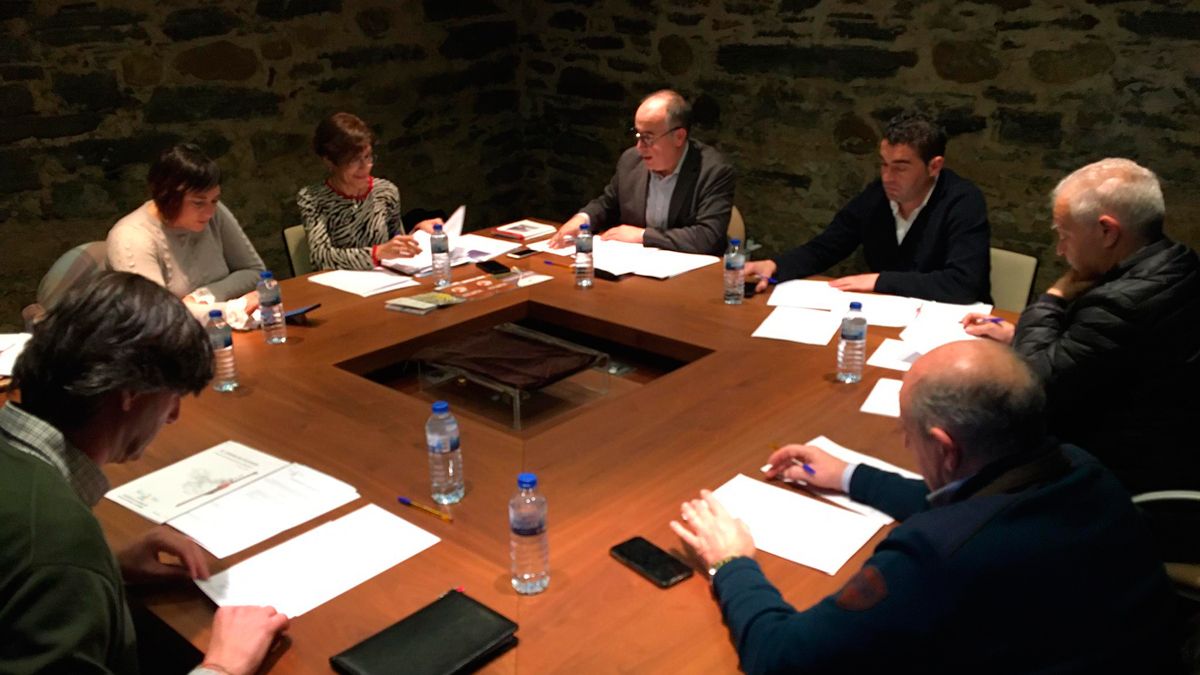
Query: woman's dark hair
313 112 375 166
13 271 213 431
148 143 220 222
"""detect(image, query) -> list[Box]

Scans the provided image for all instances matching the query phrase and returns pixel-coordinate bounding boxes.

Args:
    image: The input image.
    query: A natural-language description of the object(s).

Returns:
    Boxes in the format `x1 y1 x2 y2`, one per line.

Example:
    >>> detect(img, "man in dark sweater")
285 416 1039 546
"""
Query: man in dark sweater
746 111 991 303
671 340 1176 674
964 158 1200 494
0 272 287 675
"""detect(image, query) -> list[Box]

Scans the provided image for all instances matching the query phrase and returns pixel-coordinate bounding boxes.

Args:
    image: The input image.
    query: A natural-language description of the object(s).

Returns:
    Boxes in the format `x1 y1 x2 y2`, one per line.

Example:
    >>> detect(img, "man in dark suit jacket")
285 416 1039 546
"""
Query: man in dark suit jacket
548 90 735 256
746 111 991 303
672 340 1177 674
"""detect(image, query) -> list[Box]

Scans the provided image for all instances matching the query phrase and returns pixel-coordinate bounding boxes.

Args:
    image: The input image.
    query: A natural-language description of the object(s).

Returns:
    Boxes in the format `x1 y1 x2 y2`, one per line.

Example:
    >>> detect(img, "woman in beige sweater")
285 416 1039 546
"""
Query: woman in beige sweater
107 144 265 321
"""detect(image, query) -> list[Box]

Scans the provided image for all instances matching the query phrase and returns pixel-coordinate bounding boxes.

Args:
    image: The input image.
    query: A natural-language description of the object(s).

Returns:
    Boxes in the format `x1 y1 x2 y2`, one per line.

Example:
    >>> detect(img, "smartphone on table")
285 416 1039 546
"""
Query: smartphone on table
476 260 511 276
610 536 694 588
507 247 537 259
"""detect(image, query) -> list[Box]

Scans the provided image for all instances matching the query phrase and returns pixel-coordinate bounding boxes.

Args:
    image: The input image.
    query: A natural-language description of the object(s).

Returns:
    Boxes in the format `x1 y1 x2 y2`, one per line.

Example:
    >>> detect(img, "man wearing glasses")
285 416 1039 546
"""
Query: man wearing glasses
548 89 735 255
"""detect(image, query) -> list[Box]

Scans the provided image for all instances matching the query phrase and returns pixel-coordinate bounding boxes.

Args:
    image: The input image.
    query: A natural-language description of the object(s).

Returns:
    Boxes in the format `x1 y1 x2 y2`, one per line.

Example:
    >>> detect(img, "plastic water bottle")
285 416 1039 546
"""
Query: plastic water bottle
256 271 287 344
205 310 238 392
425 400 464 504
723 238 745 305
837 301 867 384
574 223 593 289
430 223 451 289
509 472 550 595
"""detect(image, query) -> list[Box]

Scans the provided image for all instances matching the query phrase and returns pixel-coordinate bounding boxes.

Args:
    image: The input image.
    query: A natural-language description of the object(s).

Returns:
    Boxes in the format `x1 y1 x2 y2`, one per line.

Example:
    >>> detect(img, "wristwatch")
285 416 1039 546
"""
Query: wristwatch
707 555 740 579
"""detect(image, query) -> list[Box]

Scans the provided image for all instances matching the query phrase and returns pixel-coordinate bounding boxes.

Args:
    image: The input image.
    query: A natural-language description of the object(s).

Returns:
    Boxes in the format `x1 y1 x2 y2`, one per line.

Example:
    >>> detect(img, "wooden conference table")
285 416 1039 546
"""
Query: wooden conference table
95 247 946 674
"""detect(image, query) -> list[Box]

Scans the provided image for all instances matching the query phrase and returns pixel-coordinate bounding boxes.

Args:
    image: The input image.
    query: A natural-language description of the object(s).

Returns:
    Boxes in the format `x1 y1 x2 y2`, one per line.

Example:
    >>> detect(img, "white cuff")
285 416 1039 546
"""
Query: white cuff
841 463 859 494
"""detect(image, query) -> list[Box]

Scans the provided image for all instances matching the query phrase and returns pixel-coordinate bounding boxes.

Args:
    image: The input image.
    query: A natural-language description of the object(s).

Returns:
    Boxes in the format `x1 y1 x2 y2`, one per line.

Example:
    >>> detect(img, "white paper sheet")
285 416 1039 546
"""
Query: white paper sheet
712 474 884 575
767 280 921 328
529 239 574 256
170 464 360 558
529 238 717 278
751 307 842 346
195 504 440 618
456 233 521 261
308 270 420 297
0 333 32 376
866 338 923 372
106 441 290 523
804 435 923 524
860 378 903 418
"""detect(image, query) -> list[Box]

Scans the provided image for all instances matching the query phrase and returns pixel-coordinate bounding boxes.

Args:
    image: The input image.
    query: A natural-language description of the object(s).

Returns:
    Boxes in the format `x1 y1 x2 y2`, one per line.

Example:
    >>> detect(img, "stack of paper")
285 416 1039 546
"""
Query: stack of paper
898 300 992 352
711 474 885 575
767 280 923 328
530 238 719 279
309 270 420 297
196 504 440 618
0 333 32 376
106 441 360 558
751 306 842 346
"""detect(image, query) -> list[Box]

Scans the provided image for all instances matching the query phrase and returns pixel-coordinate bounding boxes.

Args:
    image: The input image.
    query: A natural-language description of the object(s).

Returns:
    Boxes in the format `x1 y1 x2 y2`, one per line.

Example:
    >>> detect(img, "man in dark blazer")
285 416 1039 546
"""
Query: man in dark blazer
548 90 735 256
746 111 991 303
671 340 1176 674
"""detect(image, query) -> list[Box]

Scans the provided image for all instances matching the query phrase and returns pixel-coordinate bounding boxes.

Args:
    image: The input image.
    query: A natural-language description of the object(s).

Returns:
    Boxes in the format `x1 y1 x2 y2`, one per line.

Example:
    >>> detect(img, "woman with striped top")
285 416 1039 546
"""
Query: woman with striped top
297 113 442 271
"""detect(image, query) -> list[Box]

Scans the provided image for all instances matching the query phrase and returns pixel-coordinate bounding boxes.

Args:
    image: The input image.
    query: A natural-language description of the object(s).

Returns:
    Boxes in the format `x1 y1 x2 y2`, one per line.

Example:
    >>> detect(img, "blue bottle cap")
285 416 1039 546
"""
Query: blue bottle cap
580 223 590 232
432 400 449 414
434 223 444 232
849 301 862 310
517 472 537 489
259 270 274 279
729 238 740 246
208 309 223 318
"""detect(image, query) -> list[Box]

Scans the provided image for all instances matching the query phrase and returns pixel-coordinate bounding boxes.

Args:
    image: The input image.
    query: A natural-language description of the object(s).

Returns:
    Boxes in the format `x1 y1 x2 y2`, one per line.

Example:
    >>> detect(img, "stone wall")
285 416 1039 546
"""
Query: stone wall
3 0 1198 329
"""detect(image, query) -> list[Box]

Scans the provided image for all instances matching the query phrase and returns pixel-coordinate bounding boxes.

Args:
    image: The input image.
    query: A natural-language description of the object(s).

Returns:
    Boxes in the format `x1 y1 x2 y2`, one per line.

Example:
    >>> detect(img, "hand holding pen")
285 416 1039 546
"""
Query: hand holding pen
761 444 849 492
960 313 1016 345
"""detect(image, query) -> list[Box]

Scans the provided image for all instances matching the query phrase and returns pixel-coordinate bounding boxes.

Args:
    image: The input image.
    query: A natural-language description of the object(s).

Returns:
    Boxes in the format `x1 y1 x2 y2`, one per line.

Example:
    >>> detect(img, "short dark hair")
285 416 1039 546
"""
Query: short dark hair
314 112 376 166
883 111 947 164
642 90 692 131
907 358 1046 465
13 272 213 431
148 144 220 222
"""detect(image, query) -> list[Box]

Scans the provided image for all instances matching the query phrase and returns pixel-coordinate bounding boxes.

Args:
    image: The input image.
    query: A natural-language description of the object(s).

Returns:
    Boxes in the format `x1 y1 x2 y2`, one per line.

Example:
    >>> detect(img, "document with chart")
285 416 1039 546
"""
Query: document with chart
105 441 359 558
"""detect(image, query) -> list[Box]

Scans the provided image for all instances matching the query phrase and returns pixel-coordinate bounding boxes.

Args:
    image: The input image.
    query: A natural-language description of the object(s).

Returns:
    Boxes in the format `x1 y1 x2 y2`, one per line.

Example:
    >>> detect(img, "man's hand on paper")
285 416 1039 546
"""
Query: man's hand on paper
744 259 777 293
961 313 1015 344
599 224 645 244
829 272 880 293
379 234 422 259
669 489 755 568
764 444 848 491
203 605 290 675
117 525 210 584
548 214 587 248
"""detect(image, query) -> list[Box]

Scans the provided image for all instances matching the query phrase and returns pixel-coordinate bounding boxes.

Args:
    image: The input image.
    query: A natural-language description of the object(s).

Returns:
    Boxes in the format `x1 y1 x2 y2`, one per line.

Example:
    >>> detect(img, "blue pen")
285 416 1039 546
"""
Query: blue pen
767 277 779 285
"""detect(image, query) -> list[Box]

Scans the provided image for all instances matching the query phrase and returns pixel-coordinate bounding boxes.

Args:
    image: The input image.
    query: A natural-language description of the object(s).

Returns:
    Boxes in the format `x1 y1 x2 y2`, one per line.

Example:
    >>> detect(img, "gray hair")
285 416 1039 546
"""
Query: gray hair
641 89 692 131
1052 158 1165 241
906 358 1046 465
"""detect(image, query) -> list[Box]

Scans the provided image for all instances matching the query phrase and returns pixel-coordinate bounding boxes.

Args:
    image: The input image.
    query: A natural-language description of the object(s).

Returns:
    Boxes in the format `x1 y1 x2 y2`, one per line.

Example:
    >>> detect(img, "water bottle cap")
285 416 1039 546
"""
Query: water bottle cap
517 472 537 489
729 238 740 246
849 301 862 310
580 223 590 232
433 223 443 232
431 400 449 414
259 270 274 279
208 309 223 318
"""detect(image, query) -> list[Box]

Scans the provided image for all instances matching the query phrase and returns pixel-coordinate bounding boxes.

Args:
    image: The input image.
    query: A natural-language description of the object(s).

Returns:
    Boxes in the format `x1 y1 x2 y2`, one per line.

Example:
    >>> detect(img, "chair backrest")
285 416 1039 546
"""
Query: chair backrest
989 247 1038 313
727 205 745 242
283 225 313 277
36 241 108 309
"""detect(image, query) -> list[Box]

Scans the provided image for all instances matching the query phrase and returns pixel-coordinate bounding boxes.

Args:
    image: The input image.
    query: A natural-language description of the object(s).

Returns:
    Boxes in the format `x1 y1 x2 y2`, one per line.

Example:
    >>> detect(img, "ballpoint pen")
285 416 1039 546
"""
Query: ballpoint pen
398 496 453 522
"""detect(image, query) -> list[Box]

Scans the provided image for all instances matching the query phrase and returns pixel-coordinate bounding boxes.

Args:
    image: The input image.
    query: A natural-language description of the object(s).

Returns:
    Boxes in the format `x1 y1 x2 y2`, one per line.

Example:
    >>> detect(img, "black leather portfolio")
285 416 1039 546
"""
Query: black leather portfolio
329 590 518 675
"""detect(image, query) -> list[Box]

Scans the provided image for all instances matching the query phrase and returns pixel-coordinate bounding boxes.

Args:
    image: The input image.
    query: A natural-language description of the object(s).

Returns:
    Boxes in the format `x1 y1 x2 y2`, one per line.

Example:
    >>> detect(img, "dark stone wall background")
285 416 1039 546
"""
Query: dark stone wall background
2 0 1198 329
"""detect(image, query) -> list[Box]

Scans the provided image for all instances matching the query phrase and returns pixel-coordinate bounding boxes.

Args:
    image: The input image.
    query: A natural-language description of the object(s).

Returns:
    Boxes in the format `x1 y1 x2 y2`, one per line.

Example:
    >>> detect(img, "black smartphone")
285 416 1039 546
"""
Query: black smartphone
284 303 320 324
610 536 693 588
476 260 511 275
507 247 537 259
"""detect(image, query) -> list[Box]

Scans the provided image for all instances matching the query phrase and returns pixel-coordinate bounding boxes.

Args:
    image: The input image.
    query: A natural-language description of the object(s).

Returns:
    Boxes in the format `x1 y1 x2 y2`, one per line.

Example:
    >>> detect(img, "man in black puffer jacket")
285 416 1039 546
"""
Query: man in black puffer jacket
964 158 1200 494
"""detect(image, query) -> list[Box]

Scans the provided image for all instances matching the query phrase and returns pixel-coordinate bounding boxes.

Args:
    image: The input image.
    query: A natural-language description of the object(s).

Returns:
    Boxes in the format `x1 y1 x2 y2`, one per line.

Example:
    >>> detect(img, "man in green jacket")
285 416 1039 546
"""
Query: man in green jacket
0 271 287 674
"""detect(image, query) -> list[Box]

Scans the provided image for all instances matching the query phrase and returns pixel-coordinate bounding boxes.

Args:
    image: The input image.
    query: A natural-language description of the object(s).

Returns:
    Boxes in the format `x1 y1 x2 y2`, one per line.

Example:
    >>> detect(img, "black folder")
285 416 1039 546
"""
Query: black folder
329 590 518 675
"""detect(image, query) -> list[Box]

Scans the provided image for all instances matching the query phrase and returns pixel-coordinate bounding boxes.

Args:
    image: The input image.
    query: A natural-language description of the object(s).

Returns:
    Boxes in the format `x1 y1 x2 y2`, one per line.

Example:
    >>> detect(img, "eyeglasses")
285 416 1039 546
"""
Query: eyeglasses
631 126 683 147
347 152 377 168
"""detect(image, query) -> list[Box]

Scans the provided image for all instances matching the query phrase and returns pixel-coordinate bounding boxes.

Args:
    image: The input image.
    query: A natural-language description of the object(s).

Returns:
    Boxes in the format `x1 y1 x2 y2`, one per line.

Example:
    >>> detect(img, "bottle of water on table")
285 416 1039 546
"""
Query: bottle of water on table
837 301 867 384
509 472 550 594
206 309 238 392
431 223 451 289
723 238 745 305
575 223 594 290
256 270 287 344
425 400 464 504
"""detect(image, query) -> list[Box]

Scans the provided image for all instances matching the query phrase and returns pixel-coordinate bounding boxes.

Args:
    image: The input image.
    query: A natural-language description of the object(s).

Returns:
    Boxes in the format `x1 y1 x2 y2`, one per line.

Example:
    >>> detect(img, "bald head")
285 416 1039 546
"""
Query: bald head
901 340 1045 471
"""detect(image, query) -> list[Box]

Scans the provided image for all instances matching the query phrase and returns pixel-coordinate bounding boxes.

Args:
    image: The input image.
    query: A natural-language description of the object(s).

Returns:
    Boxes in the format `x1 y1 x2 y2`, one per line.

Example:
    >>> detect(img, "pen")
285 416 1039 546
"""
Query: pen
543 259 573 270
397 496 453 522
767 277 778 285
970 317 1005 325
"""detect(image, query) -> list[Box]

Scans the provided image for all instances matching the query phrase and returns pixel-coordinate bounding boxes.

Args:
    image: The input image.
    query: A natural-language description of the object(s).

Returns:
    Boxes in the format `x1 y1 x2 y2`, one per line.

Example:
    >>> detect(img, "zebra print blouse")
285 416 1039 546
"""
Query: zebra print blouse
296 177 404 270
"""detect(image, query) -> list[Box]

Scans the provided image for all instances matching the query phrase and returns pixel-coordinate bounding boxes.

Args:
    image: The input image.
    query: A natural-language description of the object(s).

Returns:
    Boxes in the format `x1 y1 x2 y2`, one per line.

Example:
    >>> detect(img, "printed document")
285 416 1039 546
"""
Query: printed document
712 474 884 575
309 270 419 297
196 504 440 617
